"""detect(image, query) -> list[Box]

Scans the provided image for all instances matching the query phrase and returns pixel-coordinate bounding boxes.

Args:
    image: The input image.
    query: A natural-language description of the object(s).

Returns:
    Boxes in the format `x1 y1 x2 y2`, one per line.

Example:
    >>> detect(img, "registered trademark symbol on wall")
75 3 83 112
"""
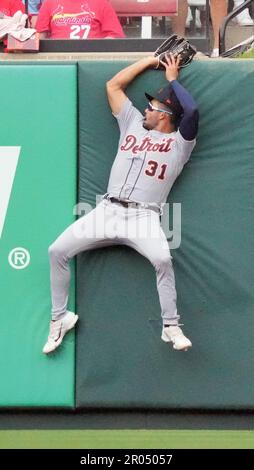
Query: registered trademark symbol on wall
8 247 30 270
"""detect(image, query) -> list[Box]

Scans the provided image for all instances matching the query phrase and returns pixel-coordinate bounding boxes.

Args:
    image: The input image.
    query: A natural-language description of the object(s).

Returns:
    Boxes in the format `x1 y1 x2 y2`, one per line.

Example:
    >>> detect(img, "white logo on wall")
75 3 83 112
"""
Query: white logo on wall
0 146 20 239
0 147 30 269
8 247 30 270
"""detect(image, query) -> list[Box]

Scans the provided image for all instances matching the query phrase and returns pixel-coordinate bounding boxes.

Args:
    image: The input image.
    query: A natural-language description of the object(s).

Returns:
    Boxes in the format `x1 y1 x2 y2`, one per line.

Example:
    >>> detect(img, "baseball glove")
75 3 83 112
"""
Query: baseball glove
154 34 197 69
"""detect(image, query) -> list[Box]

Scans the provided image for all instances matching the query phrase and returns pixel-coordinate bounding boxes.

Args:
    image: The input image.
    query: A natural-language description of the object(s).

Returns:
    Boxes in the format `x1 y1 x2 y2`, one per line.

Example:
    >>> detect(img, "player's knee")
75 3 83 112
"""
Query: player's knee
48 242 65 261
152 253 171 271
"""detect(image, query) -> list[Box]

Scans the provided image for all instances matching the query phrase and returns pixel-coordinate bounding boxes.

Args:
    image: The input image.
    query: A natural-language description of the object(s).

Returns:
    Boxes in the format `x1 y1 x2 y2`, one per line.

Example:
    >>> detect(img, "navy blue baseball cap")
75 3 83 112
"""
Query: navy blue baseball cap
145 84 183 119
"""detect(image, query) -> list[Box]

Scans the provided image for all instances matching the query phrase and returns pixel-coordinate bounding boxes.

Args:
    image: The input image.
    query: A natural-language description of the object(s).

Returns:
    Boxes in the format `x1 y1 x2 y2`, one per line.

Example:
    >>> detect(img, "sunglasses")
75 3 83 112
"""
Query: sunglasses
147 102 172 115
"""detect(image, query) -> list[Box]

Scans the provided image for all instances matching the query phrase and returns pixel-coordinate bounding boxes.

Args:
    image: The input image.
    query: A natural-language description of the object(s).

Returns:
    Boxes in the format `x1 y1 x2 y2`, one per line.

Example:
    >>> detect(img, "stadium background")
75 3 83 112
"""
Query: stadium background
0 0 254 452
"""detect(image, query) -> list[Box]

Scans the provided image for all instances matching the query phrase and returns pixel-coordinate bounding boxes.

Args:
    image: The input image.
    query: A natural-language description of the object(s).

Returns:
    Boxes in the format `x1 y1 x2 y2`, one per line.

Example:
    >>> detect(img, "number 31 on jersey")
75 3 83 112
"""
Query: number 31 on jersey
145 160 167 180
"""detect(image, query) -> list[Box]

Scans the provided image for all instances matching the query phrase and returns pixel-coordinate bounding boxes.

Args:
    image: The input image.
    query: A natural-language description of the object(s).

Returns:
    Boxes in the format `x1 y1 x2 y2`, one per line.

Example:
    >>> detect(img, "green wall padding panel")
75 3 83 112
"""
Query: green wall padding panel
76 60 254 409
0 65 77 406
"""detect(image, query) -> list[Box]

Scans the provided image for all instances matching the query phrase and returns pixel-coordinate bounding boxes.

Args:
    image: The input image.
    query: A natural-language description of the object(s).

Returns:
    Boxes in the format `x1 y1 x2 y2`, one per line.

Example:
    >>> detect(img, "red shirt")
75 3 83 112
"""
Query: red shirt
0 0 25 50
0 0 25 16
36 0 125 39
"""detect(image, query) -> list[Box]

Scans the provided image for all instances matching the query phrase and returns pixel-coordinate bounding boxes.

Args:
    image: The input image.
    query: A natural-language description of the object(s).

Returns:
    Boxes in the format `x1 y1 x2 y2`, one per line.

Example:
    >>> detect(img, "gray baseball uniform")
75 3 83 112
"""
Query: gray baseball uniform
107 98 195 205
48 97 196 326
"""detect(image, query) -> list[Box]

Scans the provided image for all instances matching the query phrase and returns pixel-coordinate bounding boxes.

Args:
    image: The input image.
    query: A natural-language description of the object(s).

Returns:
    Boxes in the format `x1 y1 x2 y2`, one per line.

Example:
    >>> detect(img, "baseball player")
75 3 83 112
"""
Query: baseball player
43 54 199 354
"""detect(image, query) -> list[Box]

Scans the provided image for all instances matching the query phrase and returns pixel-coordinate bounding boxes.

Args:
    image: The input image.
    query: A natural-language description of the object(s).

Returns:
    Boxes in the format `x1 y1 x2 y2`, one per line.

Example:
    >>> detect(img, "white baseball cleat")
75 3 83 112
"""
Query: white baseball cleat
161 325 192 351
43 311 79 354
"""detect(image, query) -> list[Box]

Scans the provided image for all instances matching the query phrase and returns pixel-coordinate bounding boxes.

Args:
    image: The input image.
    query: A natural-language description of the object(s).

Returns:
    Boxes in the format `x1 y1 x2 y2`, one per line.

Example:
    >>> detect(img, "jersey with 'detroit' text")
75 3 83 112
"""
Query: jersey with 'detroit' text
107 98 196 206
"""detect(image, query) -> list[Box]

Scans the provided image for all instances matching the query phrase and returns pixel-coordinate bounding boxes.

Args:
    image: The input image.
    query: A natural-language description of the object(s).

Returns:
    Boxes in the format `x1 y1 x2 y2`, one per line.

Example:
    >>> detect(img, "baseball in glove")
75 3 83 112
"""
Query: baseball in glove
154 34 197 69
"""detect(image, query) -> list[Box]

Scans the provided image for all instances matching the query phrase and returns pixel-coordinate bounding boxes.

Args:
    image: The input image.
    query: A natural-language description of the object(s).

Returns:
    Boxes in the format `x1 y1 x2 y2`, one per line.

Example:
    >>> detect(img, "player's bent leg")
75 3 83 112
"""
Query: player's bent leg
128 230 179 325
48 240 71 320
43 310 79 354
48 202 110 319
126 214 192 351
152 253 192 351
151 252 192 350
44 202 113 353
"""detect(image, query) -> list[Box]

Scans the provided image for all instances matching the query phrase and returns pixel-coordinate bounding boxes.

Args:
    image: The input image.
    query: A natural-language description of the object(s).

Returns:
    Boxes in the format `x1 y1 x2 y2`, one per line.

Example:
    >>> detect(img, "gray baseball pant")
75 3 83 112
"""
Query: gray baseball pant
48 200 180 326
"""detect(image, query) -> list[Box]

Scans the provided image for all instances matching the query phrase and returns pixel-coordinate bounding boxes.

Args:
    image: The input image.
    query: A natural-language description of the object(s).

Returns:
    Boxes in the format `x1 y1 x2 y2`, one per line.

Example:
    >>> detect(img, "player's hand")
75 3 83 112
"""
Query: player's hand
162 53 180 82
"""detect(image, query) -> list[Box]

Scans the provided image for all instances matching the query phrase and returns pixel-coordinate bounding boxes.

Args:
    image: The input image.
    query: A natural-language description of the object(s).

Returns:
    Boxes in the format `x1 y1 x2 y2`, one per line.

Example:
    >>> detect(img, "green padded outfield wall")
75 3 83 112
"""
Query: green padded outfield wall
77 60 254 409
0 65 77 406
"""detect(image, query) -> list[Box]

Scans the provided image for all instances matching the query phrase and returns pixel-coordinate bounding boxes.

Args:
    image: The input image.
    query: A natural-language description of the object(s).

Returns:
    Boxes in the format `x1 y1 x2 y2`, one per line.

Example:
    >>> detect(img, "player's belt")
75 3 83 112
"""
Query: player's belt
109 197 135 208
108 197 159 213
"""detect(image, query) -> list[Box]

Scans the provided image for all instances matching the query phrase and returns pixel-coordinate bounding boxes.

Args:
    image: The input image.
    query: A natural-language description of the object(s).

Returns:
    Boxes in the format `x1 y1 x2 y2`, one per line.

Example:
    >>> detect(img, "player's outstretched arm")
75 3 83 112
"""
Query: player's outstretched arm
162 54 199 140
106 56 158 115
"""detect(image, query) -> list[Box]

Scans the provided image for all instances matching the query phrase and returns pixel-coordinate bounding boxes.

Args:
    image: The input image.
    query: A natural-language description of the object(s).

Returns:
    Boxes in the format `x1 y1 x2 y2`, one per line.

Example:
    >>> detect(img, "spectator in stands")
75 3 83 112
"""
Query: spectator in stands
210 0 228 57
0 0 24 16
27 0 43 27
28 0 42 13
35 0 125 39
233 0 253 25
171 0 188 36
172 0 228 58
0 0 25 49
